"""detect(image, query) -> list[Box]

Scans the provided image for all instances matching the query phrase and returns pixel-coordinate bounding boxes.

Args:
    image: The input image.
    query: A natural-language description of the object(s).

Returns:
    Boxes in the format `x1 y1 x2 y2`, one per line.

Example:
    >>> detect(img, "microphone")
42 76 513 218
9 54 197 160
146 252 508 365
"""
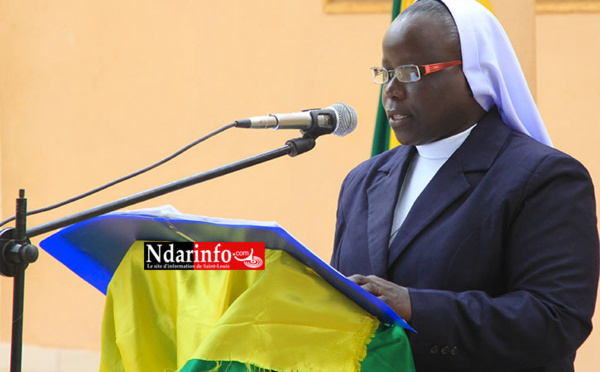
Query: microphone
234 103 357 137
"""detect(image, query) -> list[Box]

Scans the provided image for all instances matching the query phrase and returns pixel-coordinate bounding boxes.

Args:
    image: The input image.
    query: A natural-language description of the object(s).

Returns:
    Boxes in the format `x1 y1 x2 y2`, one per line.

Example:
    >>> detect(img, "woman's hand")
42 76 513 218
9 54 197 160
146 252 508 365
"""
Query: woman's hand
348 274 412 322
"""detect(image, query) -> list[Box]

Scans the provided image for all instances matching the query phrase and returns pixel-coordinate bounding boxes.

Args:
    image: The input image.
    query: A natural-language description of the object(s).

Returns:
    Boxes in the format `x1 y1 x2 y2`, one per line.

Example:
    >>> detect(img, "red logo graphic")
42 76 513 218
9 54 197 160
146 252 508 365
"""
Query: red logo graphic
193 242 265 270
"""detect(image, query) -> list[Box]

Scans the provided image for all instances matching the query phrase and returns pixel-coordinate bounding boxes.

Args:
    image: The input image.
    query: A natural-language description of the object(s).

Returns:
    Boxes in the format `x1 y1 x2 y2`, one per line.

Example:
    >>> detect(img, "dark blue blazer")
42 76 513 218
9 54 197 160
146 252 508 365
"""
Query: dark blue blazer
331 108 599 372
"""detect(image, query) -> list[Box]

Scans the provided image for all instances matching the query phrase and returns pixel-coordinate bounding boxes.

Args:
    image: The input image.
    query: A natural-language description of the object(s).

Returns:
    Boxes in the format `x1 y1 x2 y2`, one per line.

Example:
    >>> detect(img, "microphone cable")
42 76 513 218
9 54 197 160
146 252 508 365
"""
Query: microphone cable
0 123 236 228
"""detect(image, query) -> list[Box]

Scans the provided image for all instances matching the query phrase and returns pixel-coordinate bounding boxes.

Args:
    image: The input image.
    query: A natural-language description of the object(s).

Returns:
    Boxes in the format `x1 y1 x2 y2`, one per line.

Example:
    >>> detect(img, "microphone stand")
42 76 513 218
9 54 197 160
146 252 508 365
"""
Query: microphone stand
0 133 318 372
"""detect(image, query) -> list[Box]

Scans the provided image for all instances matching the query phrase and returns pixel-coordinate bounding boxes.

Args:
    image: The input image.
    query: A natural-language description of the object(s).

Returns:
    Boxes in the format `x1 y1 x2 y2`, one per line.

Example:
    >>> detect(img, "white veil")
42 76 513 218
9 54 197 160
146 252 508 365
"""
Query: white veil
439 0 553 146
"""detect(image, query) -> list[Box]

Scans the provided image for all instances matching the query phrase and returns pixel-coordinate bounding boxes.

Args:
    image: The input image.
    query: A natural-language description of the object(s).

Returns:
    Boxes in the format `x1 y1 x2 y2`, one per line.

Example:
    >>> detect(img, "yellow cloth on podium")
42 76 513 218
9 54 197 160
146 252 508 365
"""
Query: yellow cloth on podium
100 241 414 372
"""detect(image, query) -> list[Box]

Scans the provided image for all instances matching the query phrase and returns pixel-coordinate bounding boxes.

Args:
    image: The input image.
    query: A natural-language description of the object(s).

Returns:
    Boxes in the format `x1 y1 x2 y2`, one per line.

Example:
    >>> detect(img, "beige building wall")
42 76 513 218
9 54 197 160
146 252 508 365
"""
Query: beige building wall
0 0 598 370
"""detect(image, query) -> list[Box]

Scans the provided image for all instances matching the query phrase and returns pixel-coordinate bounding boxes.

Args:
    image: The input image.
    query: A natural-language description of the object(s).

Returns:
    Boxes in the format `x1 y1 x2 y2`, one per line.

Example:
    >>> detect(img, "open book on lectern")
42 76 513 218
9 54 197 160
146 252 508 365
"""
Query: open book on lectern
40 205 413 331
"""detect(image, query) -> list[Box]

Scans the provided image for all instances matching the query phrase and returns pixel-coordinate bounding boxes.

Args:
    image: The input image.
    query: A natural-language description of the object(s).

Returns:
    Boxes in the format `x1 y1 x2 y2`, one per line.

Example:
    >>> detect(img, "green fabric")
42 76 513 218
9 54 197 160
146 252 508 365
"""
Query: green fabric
180 324 415 372
180 360 263 372
371 99 391 157
361 323 415 372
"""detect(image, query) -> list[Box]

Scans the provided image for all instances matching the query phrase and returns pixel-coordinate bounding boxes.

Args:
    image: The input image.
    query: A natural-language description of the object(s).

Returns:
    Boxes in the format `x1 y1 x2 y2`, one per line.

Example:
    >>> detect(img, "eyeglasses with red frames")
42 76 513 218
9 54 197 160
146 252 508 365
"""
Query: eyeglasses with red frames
370 60 462 84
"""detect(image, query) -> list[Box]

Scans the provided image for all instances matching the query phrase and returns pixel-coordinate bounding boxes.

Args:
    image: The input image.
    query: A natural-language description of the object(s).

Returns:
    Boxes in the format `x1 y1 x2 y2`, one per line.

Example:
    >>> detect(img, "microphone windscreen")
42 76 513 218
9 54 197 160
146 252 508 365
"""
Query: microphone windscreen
330 103 358 137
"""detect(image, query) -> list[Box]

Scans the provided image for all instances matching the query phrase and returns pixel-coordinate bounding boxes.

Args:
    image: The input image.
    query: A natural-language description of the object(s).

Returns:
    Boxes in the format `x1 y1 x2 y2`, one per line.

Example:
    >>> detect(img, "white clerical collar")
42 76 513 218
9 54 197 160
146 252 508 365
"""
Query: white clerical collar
416 124 477 160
